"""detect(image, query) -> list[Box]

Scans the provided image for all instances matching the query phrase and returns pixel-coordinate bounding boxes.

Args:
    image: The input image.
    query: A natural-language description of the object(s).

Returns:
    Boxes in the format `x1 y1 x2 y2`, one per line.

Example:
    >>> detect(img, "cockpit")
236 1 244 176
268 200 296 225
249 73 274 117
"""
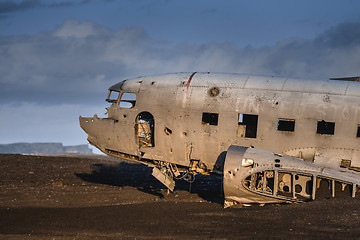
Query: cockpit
106 90 137 109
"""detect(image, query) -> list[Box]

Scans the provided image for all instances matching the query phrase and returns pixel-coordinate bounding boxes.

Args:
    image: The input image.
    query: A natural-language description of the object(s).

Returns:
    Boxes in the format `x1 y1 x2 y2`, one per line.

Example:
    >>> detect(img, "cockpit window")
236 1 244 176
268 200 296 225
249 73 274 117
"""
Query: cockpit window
119 92 136 109
106 90 120 103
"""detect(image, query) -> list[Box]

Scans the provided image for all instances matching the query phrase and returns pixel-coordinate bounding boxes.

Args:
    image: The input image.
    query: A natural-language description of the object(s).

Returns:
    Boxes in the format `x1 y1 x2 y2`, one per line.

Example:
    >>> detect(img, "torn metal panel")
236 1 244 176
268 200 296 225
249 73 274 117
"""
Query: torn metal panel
152 167 175 191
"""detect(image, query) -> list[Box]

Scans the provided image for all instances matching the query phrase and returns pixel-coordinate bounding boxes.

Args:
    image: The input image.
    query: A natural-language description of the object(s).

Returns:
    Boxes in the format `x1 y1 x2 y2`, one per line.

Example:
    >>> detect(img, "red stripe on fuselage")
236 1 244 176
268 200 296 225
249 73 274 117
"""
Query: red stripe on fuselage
186 72 197 95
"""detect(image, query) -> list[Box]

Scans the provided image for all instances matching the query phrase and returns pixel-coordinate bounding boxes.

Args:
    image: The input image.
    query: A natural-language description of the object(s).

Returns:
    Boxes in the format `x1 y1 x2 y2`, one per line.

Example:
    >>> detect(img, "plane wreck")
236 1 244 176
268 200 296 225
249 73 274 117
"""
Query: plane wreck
80 72 360 207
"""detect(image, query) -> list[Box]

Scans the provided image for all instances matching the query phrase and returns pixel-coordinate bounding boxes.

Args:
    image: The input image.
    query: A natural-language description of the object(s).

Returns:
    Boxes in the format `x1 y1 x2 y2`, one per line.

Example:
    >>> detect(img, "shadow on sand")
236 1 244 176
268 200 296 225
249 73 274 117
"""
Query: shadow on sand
75 161 224 204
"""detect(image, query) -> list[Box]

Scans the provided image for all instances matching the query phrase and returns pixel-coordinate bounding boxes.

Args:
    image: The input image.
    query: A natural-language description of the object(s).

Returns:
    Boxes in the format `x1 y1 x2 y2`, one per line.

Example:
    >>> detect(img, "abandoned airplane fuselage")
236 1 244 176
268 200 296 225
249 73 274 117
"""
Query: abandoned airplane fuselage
80 72 360 206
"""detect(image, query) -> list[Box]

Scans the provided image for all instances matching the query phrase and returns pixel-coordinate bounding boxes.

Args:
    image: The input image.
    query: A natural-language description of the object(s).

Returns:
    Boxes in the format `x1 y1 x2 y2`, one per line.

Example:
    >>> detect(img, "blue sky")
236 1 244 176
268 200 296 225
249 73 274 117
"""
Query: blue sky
1 0 360 152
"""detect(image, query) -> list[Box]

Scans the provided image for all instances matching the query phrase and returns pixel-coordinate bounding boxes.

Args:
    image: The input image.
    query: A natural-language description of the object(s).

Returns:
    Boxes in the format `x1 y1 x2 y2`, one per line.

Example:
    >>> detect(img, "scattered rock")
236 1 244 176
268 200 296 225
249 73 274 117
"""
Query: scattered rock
51 181 63 187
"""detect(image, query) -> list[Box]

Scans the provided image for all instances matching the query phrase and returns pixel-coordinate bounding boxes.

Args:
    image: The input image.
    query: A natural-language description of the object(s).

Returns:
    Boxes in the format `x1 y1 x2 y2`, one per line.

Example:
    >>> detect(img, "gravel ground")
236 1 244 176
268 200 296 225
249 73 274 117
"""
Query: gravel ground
1 154 360 239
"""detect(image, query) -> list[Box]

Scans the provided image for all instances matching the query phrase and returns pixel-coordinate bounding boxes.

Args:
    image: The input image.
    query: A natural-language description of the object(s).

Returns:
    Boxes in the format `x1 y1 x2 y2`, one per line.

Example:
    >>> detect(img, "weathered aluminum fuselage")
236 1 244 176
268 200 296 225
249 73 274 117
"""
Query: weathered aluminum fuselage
79 72 360 204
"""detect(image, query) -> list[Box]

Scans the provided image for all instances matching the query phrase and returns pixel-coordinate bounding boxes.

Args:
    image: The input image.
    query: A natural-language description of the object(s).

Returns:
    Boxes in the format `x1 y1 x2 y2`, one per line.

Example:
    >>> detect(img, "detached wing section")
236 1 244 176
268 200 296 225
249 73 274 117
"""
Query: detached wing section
224 146 360 207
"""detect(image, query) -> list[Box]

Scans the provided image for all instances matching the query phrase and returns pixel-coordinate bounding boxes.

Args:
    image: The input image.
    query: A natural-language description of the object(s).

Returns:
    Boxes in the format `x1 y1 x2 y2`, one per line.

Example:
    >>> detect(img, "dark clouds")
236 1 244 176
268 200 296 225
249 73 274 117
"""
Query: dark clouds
0 0 41 14
0 0 90 14
1 19 360 104
314 22 360 48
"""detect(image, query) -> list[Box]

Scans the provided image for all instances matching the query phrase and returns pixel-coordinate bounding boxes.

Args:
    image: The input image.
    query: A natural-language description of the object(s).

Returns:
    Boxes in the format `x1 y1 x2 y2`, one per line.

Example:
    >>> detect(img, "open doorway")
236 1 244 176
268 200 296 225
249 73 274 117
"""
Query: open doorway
135 112 155 148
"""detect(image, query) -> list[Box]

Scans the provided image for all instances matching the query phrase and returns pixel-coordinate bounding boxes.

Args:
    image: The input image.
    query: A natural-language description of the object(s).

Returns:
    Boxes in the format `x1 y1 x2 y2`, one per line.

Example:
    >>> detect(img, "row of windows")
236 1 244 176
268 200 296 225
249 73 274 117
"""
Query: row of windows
201 112 359 138
107 91 358 138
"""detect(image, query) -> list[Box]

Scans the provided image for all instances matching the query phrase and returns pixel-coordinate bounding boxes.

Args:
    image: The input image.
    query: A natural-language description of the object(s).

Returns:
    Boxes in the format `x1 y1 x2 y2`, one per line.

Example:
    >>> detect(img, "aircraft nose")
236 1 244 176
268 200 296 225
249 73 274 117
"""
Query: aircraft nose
79 116 92 134
79 115 100 145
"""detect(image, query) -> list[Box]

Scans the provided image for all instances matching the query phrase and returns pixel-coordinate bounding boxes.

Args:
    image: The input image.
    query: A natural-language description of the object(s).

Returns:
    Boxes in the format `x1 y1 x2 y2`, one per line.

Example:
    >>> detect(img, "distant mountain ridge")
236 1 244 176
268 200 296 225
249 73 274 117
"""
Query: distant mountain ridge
0 143 93 154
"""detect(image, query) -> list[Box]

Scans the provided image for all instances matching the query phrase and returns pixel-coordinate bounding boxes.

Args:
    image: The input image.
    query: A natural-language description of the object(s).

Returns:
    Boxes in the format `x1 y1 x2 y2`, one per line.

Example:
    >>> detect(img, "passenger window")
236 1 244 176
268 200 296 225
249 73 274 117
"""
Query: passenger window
202 112 218 126
317 120 335 135
119 92 136 109
278 119 295 132
238 114 258 138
